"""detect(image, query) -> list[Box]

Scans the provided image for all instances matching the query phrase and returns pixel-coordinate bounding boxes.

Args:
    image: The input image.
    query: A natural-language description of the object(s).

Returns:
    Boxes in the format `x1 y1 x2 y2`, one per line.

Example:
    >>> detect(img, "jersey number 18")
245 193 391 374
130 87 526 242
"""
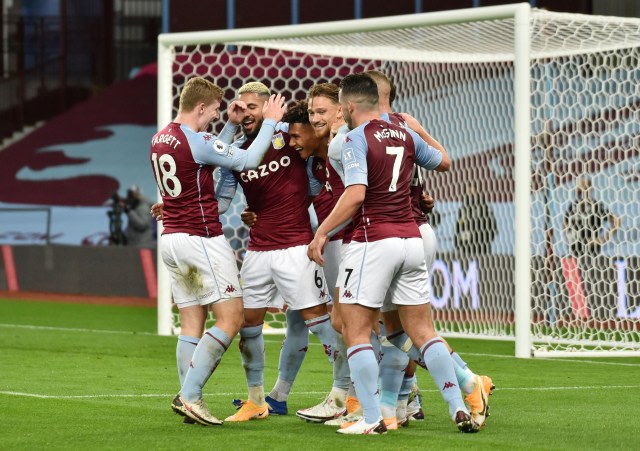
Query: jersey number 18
151 152 182 197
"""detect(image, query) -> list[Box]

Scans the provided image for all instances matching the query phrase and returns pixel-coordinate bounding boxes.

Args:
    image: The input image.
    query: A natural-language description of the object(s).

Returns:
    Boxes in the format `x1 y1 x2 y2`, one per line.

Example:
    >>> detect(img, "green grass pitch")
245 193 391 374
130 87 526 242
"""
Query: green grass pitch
1 298 639 450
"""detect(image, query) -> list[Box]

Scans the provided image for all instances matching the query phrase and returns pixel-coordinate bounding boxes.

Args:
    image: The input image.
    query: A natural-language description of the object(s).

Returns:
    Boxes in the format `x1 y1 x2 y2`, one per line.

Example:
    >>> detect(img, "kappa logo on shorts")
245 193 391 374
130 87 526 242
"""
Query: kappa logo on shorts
203 134 213 143
343 290 353 298
224 285 237 294
272 132 285 150
319 289 326 299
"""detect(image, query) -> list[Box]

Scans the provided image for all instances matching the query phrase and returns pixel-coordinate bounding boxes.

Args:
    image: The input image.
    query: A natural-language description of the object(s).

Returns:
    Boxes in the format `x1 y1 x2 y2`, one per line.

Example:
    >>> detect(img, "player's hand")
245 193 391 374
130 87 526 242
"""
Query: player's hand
262 93 287 122
241 208 257 227
150 202 164 221
227 100 247 125
420 193 435 214
399 112 423 133
307 233 328 266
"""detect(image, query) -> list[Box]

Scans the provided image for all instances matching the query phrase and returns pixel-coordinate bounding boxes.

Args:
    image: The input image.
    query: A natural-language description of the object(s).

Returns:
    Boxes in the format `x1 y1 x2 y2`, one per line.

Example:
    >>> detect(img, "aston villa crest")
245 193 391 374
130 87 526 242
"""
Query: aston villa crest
272 133 285 150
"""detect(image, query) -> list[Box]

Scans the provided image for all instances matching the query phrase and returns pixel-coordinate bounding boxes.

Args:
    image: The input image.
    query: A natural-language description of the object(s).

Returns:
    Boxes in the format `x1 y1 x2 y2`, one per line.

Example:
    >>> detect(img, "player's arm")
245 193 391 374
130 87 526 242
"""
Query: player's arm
306 158 324 197
409 128 450 172
190 94 287 170
328 125 349 185
308 131 367 265
308 185 365 265
402 114 450 172
215 168 238 214
204 100 248 145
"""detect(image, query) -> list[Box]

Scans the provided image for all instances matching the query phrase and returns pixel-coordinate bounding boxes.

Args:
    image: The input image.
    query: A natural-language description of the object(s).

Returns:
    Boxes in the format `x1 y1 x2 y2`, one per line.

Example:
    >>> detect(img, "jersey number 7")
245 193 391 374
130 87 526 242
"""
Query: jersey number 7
386 146 404 192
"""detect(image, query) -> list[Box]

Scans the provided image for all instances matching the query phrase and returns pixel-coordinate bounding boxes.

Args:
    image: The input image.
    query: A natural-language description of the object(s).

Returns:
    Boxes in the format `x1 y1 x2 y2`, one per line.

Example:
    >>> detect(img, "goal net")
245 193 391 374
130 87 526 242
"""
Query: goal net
157 4 640 357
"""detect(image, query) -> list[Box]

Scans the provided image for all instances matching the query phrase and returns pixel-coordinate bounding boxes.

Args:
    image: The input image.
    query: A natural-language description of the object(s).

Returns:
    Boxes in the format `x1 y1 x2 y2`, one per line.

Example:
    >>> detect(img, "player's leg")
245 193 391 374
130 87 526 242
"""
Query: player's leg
385 310 492 428
337 302 386 434
165 234 243 426
378 319 410 430
266 308 308 414
270 241 343 416
180 298 244 403
176 305 207 387
336 240 399 435
322 240 351 399
225 249 277 422
392 237 479 433
295 241 352 422
420 223 494 426
160 236 207 389
264 244 340 422
415 223 493 426
397 303 480 432
402 361 425 420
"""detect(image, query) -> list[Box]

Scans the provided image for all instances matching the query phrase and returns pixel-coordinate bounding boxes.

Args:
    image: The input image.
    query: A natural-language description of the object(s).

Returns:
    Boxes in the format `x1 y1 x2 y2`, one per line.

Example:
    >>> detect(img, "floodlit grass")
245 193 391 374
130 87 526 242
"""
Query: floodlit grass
1 298 639 450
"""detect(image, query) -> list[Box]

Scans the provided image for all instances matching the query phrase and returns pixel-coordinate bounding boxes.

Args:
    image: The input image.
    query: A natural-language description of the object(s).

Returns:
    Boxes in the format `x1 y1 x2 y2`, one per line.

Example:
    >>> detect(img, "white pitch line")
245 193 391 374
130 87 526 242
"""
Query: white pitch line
2 385 640 400
460 352 640 367
0 390 327 399
2 323 639 368
0 323 157 336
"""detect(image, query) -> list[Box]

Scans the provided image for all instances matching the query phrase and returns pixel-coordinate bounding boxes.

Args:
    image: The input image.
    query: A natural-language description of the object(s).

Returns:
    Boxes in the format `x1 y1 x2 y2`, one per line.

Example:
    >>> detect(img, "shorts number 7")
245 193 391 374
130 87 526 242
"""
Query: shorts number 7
344 268 353 288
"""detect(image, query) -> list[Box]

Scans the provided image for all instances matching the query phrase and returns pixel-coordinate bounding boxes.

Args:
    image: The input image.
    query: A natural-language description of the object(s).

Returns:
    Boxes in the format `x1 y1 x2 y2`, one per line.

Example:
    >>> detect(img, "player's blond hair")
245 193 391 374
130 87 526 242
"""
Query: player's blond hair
238 81 271 97
179 77 224 113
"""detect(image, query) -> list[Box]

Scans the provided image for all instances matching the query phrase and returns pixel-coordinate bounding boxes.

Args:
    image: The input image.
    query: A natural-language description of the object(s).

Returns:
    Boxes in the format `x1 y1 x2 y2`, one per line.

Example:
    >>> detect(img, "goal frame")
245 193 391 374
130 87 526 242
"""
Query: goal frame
156 2 533 354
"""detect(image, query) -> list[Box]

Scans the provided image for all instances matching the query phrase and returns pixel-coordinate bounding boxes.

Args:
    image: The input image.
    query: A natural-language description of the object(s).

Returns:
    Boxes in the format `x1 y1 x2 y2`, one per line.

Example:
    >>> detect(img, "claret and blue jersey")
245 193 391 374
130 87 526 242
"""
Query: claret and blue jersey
341 118 442 242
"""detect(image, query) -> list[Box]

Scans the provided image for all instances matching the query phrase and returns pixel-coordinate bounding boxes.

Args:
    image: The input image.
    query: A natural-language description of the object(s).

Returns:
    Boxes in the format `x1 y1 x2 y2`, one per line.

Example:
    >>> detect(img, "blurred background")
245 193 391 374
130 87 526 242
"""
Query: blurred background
0 0 638 299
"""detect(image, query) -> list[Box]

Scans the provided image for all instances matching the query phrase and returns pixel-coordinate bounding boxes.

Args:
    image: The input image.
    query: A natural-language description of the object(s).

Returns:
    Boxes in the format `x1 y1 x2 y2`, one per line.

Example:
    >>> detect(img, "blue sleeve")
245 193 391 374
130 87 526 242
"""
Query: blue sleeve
186 119 278 171
342 128 369 187
408 128 443 170
215 168 238 214
306 158 324 196
328 125 348 184
308 203 319 232
218 121 239 144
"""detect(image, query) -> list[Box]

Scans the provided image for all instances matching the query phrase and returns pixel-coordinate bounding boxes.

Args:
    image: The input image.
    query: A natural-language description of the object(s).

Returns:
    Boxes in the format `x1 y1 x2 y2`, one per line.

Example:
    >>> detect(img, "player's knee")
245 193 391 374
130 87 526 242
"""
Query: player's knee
239 323 263 339
224 316 244 337
242 308 265 327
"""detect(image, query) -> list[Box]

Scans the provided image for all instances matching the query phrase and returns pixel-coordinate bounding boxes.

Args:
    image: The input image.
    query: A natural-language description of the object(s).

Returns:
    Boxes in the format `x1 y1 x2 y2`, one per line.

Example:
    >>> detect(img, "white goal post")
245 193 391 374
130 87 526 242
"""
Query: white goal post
156 3 640 358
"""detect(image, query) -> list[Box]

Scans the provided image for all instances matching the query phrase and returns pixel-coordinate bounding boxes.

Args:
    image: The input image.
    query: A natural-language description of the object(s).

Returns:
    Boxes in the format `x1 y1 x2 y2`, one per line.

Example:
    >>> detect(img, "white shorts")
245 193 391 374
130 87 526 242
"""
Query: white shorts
323 239 343 295
160 233 242 309
337 238 429 311
384 226 436 312
420 223 437 272
241 244 329 310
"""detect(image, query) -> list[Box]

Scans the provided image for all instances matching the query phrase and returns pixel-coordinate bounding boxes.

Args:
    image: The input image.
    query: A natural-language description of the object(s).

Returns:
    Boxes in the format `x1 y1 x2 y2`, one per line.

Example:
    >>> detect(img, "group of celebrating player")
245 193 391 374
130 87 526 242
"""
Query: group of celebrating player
149 70 494 435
